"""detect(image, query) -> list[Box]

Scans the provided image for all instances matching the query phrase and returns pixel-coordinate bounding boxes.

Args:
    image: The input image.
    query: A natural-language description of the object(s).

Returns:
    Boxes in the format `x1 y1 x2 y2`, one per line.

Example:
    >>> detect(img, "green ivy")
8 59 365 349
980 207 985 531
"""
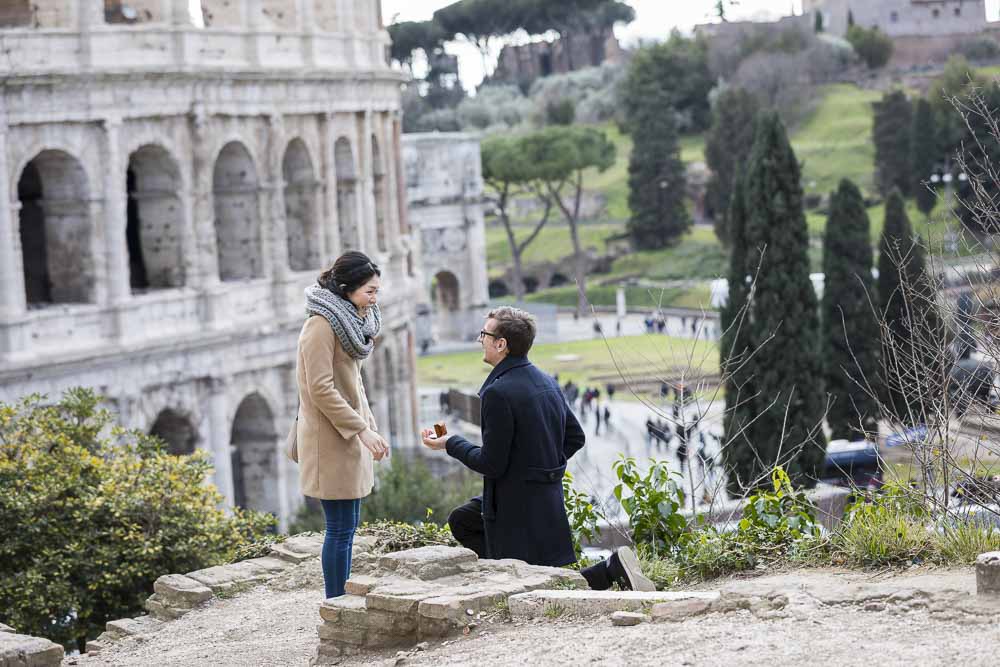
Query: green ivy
612 456 687 557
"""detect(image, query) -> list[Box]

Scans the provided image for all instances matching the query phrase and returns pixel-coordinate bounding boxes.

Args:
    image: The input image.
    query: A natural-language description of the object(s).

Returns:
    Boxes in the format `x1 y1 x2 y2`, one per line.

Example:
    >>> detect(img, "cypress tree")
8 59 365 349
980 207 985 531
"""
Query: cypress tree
626 95 690 249
739 112 827 490
821 179 880 441
877 190 945 425
721 175 759 495
705 88 760 246
910 98 938 217
873 90 913 198
956 83 1000 234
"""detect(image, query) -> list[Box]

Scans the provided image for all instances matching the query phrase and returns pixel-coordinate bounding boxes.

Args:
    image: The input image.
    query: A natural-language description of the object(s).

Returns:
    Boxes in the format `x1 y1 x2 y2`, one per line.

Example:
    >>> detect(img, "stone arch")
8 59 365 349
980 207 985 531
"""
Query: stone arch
213 141 263 281
432 271 460 312
488 279 510 298
335 137 359 252
282 138 320 271
17 149 94 305
230 392 280 517
372 134 388 253
127 144 185 291
149 408 198 455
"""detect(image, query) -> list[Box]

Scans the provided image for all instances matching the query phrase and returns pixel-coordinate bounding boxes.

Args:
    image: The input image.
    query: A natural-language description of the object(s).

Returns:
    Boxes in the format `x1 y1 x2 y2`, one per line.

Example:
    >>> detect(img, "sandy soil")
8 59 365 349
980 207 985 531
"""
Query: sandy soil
67 562 998 667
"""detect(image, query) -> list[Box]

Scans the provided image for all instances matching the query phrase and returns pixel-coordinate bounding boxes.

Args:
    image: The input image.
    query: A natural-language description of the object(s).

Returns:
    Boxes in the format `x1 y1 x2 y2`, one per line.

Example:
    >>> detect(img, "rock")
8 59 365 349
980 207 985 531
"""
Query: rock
418 590 505 621
186 559 279 593
0 624 13 634
378 546 479 580
650 597 715 622
610 611 647 626
366 582 446 615
105 615 164 638
271 534 325 562
416 642 429 651
977 552 1000 595
319 595 368 623
84 640 108 653
153 574 214 606
0 632 64 666
509 590 720 620
346 575 379 596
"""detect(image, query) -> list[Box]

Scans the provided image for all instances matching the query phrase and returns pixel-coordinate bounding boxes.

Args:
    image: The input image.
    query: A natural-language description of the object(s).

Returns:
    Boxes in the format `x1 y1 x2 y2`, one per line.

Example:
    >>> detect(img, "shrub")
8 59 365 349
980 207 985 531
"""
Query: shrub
530 63 625 124
545 98 576 126
0 389 274 651
833 487 934 566
612 456 687 556
957 38 1000 62
563 471 603 559
457 84 531 130
847 25 893 69
936 522 1000 565
635 544 682 590
677 528 754 580
357 518 457 554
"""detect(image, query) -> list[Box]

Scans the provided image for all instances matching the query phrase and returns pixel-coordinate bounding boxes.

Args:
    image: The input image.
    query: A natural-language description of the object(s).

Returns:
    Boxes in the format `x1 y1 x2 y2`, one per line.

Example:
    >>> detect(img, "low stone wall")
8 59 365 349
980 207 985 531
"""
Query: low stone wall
314 546 586 664
0 623 63 667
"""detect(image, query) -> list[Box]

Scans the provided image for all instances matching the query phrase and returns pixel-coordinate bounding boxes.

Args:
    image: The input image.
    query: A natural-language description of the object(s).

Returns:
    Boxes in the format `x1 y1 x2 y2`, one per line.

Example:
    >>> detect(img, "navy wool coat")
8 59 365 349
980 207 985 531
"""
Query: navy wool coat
445 355 586 567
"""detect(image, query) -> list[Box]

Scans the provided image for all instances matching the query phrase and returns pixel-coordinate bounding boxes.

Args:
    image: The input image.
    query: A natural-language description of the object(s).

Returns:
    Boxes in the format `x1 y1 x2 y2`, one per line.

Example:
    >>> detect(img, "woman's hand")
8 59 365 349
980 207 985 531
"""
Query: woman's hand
359 428 389 461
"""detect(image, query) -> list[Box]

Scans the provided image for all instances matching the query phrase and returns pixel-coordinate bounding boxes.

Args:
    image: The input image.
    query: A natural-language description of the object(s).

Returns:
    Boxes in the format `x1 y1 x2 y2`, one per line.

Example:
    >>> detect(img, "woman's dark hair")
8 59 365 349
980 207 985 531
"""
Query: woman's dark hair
318 251 381 298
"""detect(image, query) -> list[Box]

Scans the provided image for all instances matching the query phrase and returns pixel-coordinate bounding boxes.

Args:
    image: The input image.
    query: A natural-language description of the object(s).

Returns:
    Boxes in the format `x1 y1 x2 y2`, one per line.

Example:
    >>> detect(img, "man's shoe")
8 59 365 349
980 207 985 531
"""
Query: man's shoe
607 547 656 592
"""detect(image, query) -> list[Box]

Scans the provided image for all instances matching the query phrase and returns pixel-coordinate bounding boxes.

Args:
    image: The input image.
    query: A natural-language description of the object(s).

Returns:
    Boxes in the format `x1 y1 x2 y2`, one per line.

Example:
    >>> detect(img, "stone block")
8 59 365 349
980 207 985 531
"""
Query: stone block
378 546 478 580
0 624 13 634
144 596 189 621
508 590 720 619
186 559 275 592
105 615 164 638
651 597 717 622
270 534 324 563
354 535 378 553
611 611 647 626
85 640 108 653
418 590 505 621
0 632 64 667
244 556 292 575
366 582 445 615
417 615 453 639
977 551 1000 595
319 594 367 623
153 574 214 606
345 574 378 596
315 622 366 646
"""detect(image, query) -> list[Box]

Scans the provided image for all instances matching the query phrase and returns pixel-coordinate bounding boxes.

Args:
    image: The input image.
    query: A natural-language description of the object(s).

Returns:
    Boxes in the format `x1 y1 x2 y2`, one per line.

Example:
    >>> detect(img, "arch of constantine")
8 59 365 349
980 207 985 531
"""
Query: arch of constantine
0 0 421 529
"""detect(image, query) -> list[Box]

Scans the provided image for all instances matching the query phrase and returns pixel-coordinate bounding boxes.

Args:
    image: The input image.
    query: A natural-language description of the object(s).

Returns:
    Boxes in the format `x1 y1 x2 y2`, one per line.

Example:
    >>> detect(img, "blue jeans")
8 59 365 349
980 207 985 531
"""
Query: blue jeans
320 498 361 599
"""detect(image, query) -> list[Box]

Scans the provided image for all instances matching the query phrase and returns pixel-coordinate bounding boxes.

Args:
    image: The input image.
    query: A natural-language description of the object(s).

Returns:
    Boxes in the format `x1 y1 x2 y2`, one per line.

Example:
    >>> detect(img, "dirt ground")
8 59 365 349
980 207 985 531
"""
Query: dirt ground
68 561 1000 667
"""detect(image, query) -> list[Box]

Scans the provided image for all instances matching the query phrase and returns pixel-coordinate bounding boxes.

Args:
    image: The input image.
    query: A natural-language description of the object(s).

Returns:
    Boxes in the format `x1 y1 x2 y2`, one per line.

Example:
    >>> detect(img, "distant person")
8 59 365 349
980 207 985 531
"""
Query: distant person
593 320 603 338
616 319 623 337
603 403 611 432
606 383 616 400
593 400 603 436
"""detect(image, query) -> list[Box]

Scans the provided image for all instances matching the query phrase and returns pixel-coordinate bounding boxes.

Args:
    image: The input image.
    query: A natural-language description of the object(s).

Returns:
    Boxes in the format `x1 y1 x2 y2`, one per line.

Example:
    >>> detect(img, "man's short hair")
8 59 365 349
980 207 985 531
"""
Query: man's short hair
487 306 537 356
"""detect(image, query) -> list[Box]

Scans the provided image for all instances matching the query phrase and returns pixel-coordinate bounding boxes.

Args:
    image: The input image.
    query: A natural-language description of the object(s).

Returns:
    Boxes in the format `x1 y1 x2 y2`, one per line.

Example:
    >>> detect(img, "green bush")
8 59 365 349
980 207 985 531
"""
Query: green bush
847 25 893 69
545 98 577 126
935 523 1000 565
563 471 604 559
676 528 754 580
0 389 275 651
833 487 934 566
613 456 687 557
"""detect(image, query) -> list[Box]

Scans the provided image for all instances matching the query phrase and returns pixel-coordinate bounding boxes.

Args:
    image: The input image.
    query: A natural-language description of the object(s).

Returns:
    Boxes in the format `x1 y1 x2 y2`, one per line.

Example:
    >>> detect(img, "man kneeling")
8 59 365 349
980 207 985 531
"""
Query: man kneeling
420 306 654 592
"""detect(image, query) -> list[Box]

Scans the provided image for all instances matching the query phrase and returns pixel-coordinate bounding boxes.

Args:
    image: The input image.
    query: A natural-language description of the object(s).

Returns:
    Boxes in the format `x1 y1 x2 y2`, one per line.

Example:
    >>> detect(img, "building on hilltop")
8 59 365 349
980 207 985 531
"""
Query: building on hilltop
0 0 421 530
491 26 626 89
803 0 987 37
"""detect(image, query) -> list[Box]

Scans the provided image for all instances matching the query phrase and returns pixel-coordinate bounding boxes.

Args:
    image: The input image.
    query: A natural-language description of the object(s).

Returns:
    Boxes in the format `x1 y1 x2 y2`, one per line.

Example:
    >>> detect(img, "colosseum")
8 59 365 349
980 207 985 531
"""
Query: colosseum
0 0 421 529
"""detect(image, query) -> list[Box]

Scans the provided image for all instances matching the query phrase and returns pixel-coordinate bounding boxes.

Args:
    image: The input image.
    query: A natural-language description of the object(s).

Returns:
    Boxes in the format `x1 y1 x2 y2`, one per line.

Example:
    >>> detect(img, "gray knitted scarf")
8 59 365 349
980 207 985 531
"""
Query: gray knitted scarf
304 284 381 360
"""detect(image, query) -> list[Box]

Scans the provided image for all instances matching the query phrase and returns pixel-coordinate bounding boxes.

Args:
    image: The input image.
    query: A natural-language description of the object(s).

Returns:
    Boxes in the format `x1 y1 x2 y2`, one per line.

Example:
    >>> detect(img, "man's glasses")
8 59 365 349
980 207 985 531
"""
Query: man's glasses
478 330 499 342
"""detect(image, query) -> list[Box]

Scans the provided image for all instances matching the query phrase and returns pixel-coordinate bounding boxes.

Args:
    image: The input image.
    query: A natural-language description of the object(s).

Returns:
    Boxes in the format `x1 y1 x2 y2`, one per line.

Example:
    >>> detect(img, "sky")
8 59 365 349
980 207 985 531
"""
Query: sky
381 0 1000 89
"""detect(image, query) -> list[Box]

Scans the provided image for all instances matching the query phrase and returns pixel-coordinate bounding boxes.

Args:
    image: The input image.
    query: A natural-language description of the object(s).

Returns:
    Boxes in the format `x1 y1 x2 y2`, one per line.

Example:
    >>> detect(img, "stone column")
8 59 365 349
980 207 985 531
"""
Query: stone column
296 0 317 67
320 113 341 262
381 114 405 277
79 0 104 68
0 119 24 323
208 378 236 506
360 110 375 255
264 114 290 317
102 117 132 341
245 0 264 66
171 0 196 66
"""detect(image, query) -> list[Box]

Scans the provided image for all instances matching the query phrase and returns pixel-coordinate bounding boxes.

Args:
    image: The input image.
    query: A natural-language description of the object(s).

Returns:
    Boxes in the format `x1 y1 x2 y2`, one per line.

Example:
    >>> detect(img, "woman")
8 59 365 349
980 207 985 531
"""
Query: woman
296 251 390 599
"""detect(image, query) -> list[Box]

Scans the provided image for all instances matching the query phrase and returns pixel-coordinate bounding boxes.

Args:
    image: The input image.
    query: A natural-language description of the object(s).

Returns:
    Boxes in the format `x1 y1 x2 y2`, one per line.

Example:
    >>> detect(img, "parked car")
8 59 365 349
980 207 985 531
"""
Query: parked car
820 439 882 489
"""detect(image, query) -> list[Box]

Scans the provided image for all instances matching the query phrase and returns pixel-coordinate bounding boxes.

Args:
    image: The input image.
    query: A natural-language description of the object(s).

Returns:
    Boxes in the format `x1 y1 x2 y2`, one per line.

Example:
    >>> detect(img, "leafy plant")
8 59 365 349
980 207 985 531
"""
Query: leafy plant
0 389 275 651
677 527 754 580
936 522 1000 565
612 456 687 556
356 518 457 555
833 485 934 566
562 471 603 559
738 467 822 543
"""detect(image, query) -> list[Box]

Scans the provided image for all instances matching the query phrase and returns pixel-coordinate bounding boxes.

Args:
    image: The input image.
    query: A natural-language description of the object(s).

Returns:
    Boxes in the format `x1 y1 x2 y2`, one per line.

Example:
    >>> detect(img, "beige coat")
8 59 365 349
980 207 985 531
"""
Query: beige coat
295 315 377 500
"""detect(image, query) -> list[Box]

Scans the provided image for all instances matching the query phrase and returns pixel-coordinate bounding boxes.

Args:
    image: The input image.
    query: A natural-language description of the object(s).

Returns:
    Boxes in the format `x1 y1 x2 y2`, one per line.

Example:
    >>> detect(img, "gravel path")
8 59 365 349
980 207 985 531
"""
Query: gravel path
67 564 997 667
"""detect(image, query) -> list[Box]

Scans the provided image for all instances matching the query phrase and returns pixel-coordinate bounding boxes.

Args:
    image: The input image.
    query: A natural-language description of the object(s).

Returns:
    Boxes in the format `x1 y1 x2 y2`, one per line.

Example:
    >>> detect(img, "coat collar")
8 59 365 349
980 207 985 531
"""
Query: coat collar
479 354 531 396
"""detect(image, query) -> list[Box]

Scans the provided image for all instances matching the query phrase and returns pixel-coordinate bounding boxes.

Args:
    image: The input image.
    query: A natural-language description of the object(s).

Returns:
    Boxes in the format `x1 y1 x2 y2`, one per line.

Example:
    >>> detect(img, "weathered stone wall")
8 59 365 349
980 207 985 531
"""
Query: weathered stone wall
0 1 416 530
492 26 625 87
805 0 987 38
402 133 488 344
